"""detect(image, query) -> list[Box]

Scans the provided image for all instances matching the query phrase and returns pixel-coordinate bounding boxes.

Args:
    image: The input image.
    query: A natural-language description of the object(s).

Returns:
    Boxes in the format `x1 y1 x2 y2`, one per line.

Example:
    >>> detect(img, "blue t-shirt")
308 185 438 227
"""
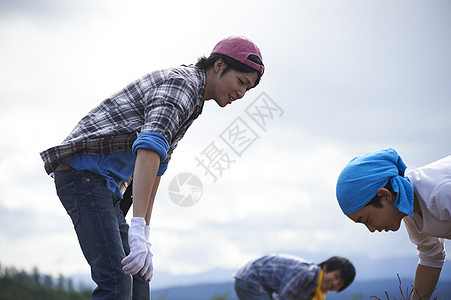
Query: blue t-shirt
67 132 169 198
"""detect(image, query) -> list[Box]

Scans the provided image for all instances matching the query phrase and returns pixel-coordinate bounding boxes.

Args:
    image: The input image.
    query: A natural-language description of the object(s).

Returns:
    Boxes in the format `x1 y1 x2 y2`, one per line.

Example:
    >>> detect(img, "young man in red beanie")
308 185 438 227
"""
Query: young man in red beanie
40 36 264 300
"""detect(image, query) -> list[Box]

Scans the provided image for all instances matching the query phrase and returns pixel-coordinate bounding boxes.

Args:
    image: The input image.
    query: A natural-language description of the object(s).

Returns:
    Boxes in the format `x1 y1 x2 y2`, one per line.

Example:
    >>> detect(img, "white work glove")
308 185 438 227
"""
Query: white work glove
139 225 154 281
121 217 147 275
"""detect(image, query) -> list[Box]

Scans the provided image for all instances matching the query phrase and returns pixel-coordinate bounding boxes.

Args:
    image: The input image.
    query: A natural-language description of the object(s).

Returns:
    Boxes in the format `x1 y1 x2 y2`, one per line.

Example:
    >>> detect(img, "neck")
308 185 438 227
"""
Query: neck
202 68 215 100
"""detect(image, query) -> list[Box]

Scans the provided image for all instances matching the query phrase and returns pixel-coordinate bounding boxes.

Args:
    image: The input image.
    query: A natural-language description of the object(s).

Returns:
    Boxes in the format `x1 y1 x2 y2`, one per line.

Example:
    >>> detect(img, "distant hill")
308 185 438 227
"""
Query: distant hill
152 282 237 300
68 255 451 299
151 279 451 300
148 255 451 290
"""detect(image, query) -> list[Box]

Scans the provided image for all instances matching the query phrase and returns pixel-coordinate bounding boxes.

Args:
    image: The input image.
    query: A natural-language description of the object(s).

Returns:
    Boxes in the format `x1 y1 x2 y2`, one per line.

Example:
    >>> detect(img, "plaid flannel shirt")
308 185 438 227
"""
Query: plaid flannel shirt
40 65 206 175
235 255 320 300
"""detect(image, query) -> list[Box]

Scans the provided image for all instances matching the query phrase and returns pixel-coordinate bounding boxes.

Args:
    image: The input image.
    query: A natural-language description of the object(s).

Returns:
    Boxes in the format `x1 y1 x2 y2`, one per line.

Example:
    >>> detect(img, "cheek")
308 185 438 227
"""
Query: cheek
216 82 230 98
384 208 400 225
323 275 331 285
217 79 230 94
371 209 388 225
372 216 388 228
223 74 238 90
226 79 237 91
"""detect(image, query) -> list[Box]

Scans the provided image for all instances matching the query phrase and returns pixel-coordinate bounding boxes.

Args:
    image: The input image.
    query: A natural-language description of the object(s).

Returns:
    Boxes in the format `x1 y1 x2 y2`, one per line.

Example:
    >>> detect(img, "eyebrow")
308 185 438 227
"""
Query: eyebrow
242 75 251 85
241 75 255 89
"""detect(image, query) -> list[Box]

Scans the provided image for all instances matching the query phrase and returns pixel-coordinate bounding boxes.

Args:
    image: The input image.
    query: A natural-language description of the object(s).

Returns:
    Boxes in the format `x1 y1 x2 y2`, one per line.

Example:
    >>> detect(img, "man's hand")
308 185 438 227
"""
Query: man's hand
121 217 147 275
139 225 154 281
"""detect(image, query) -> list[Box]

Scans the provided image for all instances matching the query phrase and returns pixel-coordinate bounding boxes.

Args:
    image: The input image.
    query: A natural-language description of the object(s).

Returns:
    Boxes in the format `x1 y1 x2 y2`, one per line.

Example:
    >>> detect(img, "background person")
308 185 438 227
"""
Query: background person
234 254 355 300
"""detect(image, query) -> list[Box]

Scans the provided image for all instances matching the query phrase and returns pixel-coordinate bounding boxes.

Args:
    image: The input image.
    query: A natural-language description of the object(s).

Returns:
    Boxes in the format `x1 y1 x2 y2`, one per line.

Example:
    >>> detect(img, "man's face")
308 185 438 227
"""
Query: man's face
321 269 344 292
210 61 258 107
346 196 406 232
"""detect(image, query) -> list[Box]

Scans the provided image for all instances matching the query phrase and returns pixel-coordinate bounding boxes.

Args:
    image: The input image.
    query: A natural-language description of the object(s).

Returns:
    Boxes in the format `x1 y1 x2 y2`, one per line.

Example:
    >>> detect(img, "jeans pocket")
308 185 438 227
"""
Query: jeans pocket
57 181 80 227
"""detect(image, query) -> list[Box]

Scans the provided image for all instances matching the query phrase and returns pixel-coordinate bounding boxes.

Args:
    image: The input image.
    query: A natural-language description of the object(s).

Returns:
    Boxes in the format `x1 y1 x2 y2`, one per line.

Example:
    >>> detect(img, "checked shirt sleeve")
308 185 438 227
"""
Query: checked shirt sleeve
139 73 199 161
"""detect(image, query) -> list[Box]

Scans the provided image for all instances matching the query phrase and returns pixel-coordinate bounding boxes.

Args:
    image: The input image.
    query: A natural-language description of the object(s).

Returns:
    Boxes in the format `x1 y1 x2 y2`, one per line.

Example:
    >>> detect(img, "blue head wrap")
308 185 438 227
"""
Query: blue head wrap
336 148 414 217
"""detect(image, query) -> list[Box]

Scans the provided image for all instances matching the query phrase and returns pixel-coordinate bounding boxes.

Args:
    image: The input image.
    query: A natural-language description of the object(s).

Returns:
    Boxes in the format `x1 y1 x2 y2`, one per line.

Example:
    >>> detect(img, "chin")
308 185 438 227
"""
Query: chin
391 223 402 231
213 98 228 107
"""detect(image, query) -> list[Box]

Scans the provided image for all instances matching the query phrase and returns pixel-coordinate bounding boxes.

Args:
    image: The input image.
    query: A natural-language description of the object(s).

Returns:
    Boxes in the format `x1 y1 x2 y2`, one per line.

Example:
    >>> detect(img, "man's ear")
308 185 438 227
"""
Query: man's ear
377 188 394 203
214 58 224 73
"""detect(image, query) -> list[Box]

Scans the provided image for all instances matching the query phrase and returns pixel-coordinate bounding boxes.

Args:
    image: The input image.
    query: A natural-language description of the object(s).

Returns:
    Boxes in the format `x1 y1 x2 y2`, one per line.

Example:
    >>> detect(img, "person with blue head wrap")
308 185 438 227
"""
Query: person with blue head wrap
336 148 414 218
335 148 451 300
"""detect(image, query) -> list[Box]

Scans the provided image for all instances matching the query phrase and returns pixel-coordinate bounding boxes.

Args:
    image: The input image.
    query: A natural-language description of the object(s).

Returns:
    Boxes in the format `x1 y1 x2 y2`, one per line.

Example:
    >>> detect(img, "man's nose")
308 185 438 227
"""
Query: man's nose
236 87 246 99
366 224 376 232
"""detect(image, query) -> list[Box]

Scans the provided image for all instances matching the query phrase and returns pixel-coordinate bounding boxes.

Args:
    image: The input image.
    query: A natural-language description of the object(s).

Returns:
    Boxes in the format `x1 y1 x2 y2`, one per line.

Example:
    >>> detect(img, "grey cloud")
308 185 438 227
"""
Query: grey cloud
0 0 99 19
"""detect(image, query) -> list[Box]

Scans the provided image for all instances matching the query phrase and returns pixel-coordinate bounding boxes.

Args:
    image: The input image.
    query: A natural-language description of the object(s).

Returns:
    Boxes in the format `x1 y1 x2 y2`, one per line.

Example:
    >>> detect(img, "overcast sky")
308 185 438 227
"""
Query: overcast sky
1 0 450 284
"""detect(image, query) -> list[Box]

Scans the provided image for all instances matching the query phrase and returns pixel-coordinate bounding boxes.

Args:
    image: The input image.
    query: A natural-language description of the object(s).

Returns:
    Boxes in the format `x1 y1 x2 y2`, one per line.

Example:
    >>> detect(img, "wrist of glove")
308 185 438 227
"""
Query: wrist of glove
121 217 148 275
139 225 154 281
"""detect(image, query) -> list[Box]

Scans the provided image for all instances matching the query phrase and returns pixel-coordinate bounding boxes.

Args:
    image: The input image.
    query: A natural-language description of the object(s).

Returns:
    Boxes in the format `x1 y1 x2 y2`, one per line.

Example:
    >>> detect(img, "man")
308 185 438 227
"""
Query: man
40 36 265 299
336 148 451 300
234 254 355 300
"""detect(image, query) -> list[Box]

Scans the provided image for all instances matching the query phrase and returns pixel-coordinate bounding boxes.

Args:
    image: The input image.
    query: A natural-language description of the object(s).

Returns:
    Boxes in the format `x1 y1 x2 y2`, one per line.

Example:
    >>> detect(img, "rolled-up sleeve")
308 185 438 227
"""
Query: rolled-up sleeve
132 132 169 160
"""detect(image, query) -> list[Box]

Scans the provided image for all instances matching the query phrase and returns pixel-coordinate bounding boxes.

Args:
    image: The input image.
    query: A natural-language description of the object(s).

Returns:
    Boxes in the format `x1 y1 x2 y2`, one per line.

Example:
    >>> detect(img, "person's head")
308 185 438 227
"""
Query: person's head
335 148 414 233
319 256 355 292
198 36 264 107
348 181 407 232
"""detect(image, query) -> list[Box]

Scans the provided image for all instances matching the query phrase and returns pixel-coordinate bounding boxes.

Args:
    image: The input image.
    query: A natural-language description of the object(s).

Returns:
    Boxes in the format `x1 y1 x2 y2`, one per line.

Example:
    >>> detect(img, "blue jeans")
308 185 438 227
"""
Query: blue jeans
234 278 273 300
54 168 149 300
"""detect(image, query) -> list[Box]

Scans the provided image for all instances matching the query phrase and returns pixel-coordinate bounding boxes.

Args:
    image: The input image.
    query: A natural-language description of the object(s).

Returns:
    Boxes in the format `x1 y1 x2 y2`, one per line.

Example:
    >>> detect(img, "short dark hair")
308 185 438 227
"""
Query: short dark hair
319 256 355 292
366 181 395 208
195 54 263 87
